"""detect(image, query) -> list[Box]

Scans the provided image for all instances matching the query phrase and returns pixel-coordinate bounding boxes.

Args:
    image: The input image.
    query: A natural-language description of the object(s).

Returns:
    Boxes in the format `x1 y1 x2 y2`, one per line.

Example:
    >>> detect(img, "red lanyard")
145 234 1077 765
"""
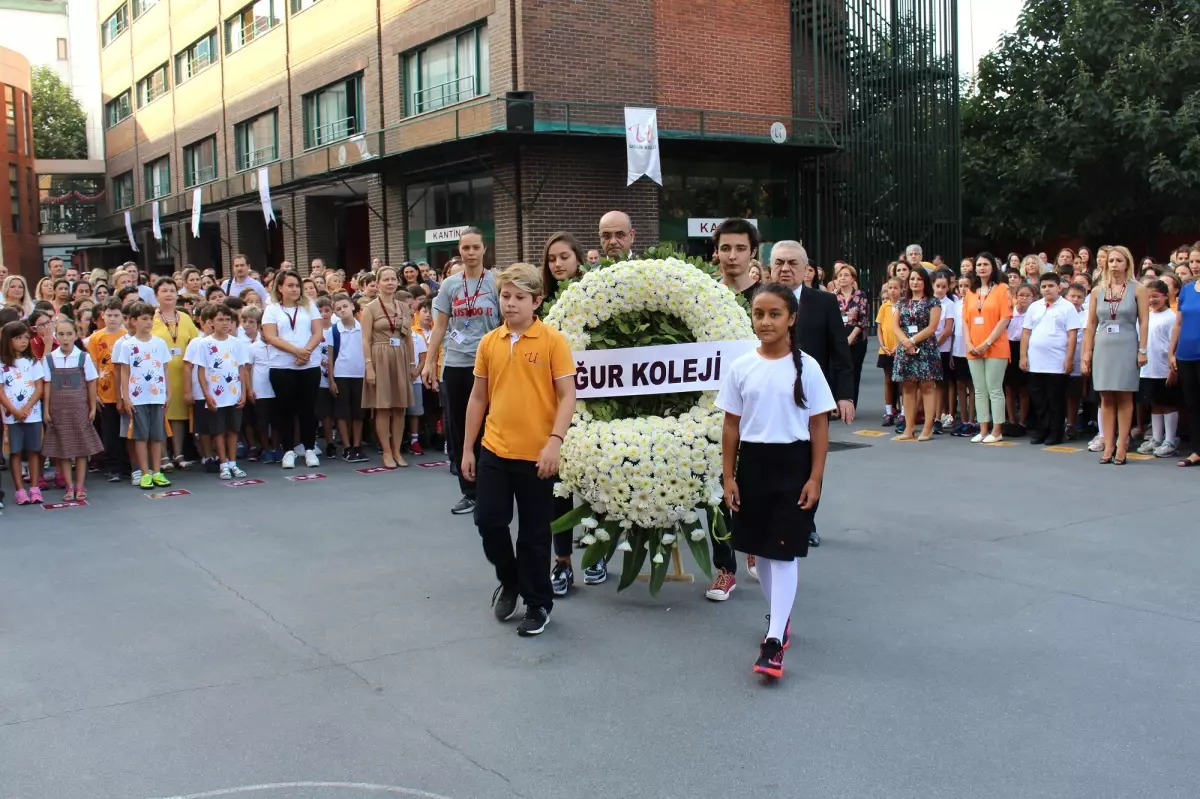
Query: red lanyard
379 300 398 334
282 306 299 331
460 275 485 316
1106 284 1125 321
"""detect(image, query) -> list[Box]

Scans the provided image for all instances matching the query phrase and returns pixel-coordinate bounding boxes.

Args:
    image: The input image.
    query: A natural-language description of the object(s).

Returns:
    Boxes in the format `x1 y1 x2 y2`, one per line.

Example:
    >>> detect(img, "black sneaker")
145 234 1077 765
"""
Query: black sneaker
491 583 519 621
350 447 369 463
451 496 476 515
583 558 608 585
341 447 354 462
765 614 792 650
517 606 550 637
551 562 574 596
809 530 821 547
753 638 785 678
325 442 336 458
204 457 220 474
107 472 122 483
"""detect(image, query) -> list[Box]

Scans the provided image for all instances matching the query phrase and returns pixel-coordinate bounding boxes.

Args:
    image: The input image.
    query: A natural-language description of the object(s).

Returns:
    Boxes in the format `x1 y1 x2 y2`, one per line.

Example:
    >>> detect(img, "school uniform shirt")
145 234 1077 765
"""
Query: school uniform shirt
473 318 575 462
936 296 956 353
715 350 837 443
198 335 250 407
318 326 334 388
1023 298 1082 374
261 302 321 370
113 335 170 406
432 270 501 368
1 356 44 424
1140 308 1178 379
1007 310 1026 342
86 328 127 404
247 334 275 399
875 301 897 354
952 297 968 359
411 330 427 383
1071 307 1086 377
43 348 99 381
332 320 365 379
183 335 210 399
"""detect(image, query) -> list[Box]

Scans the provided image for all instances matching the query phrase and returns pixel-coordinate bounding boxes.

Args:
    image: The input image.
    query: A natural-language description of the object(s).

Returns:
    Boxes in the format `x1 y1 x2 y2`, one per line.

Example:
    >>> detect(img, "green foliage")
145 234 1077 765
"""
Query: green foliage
30 66 87 160
961 0 1200 248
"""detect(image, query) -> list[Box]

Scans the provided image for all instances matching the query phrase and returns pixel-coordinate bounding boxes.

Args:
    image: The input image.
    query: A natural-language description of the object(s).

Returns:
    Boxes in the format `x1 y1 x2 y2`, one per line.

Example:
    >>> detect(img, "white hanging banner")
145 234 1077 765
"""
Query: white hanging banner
124 210 139 252
624 106 662 186
151 200 162 241
257 167 276 227
191 188 202 238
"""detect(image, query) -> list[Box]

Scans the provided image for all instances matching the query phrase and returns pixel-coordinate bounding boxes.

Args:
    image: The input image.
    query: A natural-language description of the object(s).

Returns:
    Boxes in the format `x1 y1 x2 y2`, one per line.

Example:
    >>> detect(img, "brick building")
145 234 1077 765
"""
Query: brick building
88 0 961 285
0 46 40 281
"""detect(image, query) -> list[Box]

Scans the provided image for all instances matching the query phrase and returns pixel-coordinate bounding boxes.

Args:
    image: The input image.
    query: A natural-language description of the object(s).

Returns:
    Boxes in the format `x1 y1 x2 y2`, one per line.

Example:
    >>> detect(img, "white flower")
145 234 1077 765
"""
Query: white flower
581 517 600 529
690 528 706 541
652 552 665 564
595 529 611 542
661 533 676 544
617 539 633 553
580 534 597 546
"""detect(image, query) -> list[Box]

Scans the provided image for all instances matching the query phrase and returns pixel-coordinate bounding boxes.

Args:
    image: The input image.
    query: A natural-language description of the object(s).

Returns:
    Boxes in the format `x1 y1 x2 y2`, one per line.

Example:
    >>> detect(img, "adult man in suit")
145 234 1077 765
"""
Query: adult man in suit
771 240 855 547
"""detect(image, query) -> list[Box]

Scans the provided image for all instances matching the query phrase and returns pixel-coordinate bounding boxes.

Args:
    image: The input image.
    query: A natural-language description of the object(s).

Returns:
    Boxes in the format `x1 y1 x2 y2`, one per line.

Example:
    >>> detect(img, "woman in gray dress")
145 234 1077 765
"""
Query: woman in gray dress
1082 245 1149 464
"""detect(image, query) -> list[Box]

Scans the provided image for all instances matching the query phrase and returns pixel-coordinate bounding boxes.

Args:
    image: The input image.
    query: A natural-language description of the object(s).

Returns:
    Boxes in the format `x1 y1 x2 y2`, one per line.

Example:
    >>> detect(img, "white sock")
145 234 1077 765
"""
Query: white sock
761 557 798 641
1151 414 1165 443
1097 414 1104 438
885 404 895 415
758 556 773 604
1165 412 1179 444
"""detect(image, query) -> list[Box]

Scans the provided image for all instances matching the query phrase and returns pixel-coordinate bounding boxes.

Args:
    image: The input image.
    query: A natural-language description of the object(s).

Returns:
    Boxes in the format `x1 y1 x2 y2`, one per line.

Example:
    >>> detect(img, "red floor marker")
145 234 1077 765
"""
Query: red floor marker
419 460 451 468
224 478 265 488
42 500 89 510
286 473 327 482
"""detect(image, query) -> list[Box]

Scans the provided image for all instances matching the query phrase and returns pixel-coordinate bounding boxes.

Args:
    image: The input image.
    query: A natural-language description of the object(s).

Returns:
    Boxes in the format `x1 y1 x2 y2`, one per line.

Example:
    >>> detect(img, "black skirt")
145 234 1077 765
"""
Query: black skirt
1138 377 1183 407
732 440 816 560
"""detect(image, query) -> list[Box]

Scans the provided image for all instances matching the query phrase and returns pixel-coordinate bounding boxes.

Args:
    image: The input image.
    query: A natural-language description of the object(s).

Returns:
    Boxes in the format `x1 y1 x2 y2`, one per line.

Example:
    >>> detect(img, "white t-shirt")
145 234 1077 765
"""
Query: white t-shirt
332 319 365 379
411 330 427 382
936 296 955 353
44 347 99 381
113 335 170 406
197 335 250 407
318 326 333 388
247 334 274 399
1007 310 1027 341
1 356 44 424
183 335 209 400
715 350 837 443
951 297 968 358
1024 298 1081 374
1071 307 1085 377
1141 308 1177 379
261 302 321 370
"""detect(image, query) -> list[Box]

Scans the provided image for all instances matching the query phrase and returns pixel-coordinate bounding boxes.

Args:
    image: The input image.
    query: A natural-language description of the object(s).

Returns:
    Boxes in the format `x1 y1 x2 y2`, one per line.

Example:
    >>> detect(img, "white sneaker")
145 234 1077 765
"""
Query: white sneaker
304 449 320 467
1087 434 1105 452
1153 440 1178 458
970 433 984 443
982 434 998 444
230 464 247 478
130 469 143 486
940 414 954 427
1137 438 1160 455
281 451 296 469
219 465 233 480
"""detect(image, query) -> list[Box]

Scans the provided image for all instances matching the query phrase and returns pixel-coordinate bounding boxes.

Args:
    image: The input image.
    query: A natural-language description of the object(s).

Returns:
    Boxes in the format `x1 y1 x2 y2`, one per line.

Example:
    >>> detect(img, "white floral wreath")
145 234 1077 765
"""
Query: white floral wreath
544 258 755 536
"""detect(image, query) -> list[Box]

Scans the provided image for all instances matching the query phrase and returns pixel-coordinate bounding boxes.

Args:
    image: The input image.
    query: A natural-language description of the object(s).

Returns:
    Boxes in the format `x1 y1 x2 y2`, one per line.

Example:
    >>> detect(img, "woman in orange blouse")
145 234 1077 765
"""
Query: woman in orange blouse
964 252 1013 443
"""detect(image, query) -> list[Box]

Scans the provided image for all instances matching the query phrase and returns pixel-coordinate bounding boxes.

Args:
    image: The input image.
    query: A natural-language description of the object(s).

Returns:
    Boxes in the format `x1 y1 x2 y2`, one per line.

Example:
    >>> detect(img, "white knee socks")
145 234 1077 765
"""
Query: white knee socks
1164 411 1179 444
1152 413 1165 443
758 557 798 640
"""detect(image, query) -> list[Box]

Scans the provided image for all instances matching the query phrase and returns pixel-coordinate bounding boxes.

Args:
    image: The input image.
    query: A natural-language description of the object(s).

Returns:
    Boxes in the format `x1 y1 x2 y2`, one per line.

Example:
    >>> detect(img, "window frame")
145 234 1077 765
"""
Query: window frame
112 171 135 210
136 64 170 108
143 156 171 201
175 31 218 85
402 25 489 117
56 38 68 60
301 73 364 150
290 0 321 13
105 90 133 128
132 0 160 18
101 5 128 48
234 109 279 172
225 0 280 54
183 136 218 188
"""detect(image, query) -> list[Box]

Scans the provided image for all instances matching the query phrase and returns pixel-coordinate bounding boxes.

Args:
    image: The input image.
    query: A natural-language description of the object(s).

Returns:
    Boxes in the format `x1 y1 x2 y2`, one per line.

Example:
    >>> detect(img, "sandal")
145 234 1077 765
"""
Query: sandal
1113 457 1127 466
1099 455 1113 464
1177 456 1200 468
63 488 76 502
75 489 87 501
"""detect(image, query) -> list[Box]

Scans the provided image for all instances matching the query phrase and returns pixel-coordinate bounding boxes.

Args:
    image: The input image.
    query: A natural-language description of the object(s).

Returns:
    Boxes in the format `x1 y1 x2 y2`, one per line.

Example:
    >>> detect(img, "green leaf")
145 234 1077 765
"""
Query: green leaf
683 524 713 580
617 528 649 592
580 537 607 569
712 508 731 542
550 503 591 535
648 551 668 597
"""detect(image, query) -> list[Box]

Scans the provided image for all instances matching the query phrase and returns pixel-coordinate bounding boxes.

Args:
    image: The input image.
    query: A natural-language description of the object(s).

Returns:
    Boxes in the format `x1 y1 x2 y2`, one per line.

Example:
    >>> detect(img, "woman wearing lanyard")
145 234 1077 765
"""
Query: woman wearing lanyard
1082 245 1148 465
362 266 415 469
833 263 870 406
152 277 200 471
1168 242 1200 467
261 269 325 468
964 252 1013 443
421 227 501 515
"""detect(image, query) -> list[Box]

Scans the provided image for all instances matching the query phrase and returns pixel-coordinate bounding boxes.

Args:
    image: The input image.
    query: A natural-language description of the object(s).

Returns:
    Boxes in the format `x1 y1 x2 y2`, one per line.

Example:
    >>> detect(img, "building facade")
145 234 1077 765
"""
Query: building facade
0 46 40 280
88 0 960 288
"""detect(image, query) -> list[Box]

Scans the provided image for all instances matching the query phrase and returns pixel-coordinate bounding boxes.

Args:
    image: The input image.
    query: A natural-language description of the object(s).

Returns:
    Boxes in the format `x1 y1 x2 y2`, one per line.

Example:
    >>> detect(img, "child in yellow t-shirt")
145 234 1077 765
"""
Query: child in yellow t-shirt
875 277 902 425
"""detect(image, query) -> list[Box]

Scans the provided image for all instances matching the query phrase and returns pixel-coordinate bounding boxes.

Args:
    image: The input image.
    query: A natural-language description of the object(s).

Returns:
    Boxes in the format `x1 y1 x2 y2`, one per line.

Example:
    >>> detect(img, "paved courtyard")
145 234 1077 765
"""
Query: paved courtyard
2 365 1199 799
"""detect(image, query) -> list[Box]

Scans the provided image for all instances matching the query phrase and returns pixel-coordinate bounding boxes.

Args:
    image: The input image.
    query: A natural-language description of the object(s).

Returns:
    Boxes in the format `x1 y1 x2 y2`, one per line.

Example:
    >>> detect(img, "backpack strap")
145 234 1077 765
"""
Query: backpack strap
77 349 87 369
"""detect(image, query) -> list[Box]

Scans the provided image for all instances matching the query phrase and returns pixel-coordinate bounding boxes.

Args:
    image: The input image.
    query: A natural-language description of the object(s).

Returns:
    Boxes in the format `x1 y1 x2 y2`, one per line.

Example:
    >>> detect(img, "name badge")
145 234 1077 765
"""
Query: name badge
1104 323 1120 334
973 316 985 325
906 325 918 334
388 337 405 348
448 329 466 344
841 314 849 325
170 347 182 357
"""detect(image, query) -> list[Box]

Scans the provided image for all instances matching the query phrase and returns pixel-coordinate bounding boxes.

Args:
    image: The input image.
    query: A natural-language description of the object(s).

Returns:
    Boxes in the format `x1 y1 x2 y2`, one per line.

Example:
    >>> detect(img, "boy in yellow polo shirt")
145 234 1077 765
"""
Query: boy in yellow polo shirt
461 263 576 637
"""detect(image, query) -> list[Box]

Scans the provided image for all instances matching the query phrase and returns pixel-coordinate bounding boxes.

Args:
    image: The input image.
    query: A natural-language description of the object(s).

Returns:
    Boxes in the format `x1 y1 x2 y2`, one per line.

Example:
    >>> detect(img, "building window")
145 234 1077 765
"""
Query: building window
403 25 489 117
39 175 104 234
175 31 218 85
302 74 363 149
136 64 170 108
4 87 14 152
57 38 68 60
406 174 494 231
22 92 30 155
234 109 278 171
101 5 128 47
144 156 170 200
183 137 217 187
133 0 160 17
113 171 134 209
9 164 19 233
225 0 279 54
290 0 321 12
105 90 132 127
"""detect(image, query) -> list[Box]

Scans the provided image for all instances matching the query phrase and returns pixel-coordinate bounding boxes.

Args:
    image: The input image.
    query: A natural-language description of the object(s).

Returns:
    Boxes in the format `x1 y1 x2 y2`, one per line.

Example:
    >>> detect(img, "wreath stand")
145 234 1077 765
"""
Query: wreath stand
635 548 694 583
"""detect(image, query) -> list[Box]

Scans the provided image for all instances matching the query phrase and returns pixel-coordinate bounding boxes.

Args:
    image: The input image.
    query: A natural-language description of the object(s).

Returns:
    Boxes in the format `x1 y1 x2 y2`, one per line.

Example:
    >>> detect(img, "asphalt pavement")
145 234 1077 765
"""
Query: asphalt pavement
2 363 1198 799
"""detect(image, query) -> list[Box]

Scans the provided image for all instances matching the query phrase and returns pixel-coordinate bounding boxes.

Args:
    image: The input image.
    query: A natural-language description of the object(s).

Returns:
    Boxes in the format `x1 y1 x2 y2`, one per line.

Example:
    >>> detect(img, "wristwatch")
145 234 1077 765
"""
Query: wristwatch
1137 348 1147 355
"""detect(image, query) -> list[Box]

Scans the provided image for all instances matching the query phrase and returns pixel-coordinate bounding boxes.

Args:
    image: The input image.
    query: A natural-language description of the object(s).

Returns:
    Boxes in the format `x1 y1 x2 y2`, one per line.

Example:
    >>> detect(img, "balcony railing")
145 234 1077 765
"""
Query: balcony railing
180 53 212 82
185 165 216 187
147 182 170 200
238 145 278 172
410 76 478 116
307 116 356 149
230 16 275 52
